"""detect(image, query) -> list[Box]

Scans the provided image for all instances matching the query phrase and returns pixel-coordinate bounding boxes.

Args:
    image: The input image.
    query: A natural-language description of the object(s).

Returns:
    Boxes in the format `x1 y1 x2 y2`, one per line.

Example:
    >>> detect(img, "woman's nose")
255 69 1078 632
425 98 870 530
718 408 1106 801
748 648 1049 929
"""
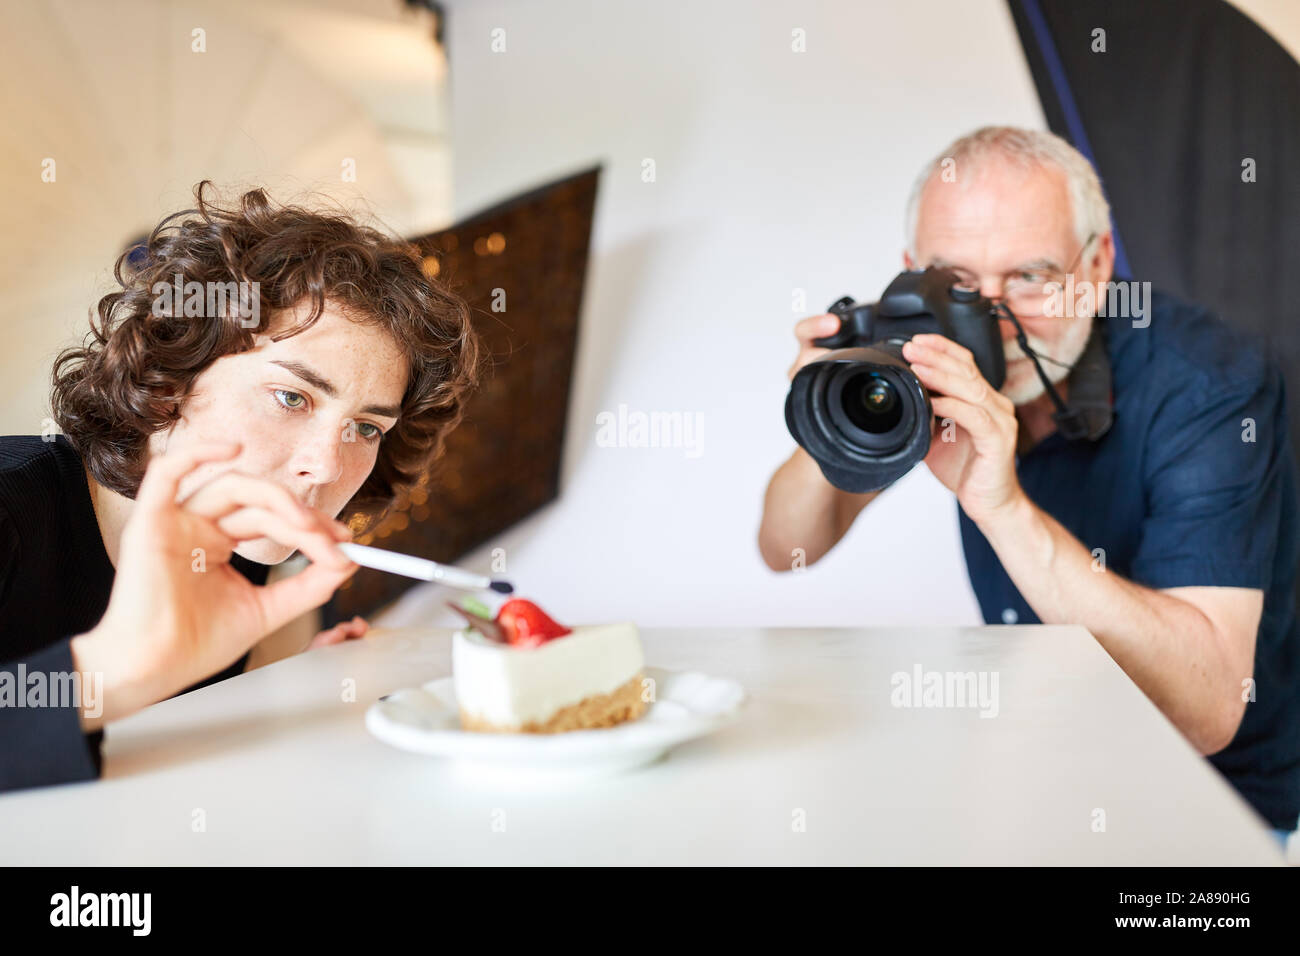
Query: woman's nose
296 426 345 485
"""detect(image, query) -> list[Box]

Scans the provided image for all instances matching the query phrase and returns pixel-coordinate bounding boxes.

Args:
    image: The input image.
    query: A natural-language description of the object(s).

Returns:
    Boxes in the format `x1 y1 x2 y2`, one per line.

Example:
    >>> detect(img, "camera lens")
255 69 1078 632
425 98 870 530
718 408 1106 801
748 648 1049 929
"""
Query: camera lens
785 349 933 492
841 372 902 434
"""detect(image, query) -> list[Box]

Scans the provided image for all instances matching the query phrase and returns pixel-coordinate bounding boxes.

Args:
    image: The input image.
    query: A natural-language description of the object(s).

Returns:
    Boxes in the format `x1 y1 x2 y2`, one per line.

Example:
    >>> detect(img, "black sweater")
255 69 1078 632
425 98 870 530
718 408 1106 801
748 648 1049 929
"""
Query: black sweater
0 435 268 792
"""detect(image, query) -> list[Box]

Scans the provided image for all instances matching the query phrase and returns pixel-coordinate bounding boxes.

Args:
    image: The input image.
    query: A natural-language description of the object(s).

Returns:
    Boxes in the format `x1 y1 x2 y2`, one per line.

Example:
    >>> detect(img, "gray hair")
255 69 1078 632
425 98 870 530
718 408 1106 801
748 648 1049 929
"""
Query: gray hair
903 126 1111 256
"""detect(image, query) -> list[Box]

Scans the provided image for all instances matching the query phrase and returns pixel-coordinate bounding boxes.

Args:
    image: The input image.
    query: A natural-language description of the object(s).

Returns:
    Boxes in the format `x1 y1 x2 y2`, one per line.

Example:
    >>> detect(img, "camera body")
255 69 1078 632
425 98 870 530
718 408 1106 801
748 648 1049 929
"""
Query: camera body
784 267 1006 492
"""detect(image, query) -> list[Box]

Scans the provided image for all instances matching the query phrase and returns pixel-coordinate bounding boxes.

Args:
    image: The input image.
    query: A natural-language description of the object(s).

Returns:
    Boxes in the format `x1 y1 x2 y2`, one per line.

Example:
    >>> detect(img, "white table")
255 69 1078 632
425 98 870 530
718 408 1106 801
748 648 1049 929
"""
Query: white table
0 626 1283 865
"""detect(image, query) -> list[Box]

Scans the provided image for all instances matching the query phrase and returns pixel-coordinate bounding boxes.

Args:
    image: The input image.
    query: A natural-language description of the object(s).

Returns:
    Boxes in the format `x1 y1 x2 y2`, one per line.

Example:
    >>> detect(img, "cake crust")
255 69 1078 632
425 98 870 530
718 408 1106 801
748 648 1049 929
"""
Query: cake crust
459 672 647 734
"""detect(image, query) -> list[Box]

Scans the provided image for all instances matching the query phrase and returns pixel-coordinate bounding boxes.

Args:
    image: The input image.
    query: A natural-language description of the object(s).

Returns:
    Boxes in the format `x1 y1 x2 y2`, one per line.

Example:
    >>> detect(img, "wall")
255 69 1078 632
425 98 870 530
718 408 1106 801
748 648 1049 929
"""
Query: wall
379 0 1050 629
0 0 449 437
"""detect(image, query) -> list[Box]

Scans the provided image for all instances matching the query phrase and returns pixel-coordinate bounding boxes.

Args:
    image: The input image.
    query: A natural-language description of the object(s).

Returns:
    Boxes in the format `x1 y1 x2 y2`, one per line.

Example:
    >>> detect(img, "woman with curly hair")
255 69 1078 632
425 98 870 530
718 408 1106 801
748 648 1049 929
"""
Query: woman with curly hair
0 183 480 792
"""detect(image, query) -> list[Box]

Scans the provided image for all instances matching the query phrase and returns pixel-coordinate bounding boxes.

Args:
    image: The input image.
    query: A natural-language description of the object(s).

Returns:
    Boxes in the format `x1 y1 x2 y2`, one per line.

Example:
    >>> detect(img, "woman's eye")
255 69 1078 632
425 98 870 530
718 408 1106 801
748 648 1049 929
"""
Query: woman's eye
272 390 384 440
274 389 307 410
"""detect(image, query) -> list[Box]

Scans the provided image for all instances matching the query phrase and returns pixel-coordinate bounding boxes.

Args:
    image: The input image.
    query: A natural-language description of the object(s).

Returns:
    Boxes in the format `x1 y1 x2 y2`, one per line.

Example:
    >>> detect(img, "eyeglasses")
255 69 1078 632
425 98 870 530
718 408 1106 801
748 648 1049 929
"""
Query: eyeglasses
942 232 1098 317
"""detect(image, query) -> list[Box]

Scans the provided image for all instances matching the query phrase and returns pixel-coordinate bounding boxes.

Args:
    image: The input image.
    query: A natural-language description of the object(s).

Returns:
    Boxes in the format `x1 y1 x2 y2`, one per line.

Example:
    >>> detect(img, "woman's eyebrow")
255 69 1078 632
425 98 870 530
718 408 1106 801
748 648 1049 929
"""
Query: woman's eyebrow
268 359 401 418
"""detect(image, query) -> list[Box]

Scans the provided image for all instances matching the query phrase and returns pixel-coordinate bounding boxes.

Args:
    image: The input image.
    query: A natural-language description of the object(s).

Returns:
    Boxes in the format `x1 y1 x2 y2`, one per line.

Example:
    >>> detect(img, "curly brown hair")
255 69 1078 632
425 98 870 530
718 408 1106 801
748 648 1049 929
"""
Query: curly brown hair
51 181 481 528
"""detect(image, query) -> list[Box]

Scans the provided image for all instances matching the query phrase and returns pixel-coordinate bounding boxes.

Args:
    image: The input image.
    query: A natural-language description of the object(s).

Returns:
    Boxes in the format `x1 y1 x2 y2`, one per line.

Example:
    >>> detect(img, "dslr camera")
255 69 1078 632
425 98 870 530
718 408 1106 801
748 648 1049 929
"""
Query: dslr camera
785 267 1006 492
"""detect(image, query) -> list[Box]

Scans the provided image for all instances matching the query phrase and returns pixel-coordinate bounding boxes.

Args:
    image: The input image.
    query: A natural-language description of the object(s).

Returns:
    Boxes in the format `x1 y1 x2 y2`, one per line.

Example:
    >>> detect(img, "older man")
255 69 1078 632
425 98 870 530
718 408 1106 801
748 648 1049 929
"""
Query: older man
759 126 1300 849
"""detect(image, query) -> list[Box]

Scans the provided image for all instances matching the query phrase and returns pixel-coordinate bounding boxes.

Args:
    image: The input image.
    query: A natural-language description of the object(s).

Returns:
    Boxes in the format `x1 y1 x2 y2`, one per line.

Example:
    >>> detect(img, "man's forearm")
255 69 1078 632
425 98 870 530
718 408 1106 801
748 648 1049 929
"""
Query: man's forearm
977 493 1245 753
759 449 839 570
759 449 885 571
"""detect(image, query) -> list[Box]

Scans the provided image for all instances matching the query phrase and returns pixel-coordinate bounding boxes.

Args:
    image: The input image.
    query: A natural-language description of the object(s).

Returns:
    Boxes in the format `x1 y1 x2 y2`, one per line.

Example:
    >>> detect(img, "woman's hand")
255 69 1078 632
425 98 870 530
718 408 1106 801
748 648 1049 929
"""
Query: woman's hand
71 441 360 729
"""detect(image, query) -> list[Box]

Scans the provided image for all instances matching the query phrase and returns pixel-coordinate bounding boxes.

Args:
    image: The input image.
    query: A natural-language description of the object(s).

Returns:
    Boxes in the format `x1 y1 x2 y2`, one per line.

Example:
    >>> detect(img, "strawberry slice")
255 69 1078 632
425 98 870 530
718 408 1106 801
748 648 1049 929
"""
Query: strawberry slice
496 599 572 647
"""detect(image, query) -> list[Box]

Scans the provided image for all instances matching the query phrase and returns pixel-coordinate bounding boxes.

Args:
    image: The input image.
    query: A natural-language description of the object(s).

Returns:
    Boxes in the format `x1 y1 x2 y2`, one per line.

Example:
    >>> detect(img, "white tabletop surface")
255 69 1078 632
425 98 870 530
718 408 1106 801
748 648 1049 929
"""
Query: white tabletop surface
0 625 1284 865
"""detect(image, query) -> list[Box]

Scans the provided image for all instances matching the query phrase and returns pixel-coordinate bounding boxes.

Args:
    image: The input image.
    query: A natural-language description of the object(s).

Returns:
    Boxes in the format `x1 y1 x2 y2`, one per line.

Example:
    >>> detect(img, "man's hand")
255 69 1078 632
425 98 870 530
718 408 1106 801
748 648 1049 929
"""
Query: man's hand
787 313 841 381
902 333 1024 525
307 615 369 650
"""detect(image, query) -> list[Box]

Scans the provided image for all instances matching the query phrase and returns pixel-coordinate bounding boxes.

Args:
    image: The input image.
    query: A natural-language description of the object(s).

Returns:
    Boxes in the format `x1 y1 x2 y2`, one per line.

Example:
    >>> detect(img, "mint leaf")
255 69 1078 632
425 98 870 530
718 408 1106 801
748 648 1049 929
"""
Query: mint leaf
461 596 491 619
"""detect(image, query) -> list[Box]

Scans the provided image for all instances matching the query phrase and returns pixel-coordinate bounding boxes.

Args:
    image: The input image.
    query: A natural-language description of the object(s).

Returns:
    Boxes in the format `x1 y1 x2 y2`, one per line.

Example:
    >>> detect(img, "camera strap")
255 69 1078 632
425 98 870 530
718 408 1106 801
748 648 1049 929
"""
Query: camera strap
996 304 1113 442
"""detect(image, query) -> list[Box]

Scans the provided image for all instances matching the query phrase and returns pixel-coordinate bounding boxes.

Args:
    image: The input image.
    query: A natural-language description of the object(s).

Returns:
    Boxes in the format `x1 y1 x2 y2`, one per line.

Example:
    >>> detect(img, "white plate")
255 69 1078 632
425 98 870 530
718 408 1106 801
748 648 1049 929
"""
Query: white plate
365 666 745 780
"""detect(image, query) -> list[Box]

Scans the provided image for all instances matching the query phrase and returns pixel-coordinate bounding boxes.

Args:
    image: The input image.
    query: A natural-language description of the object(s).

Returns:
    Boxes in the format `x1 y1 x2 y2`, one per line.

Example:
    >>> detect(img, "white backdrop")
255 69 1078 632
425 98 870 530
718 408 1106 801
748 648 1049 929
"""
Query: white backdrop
376 0 1052 629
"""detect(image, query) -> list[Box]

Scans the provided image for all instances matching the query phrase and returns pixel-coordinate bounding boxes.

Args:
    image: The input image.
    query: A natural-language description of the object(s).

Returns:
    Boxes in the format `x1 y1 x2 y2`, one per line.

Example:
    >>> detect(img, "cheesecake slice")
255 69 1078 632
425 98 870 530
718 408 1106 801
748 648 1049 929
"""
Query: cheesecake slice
453 622 646 733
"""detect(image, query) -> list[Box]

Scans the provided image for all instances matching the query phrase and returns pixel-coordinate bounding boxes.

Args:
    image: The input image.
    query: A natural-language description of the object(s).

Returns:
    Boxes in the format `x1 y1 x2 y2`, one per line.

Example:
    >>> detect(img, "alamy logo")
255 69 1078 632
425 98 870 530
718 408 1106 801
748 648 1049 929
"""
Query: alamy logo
151 273 260 327
595 404 704 458
0 665 102 718
50 886 151 936
1043 277 1153 329
890 665 1000 718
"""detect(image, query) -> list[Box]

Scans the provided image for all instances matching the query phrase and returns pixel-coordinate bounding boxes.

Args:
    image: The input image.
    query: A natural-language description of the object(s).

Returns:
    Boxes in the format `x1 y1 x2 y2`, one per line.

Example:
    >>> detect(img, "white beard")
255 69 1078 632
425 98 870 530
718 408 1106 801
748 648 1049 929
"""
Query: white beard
1000 315 1095 406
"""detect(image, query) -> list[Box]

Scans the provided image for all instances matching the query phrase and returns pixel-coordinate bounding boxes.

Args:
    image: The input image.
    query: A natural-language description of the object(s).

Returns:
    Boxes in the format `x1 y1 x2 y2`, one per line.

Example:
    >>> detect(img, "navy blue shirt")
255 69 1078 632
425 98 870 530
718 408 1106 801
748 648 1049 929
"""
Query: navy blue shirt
959 289 1300 831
